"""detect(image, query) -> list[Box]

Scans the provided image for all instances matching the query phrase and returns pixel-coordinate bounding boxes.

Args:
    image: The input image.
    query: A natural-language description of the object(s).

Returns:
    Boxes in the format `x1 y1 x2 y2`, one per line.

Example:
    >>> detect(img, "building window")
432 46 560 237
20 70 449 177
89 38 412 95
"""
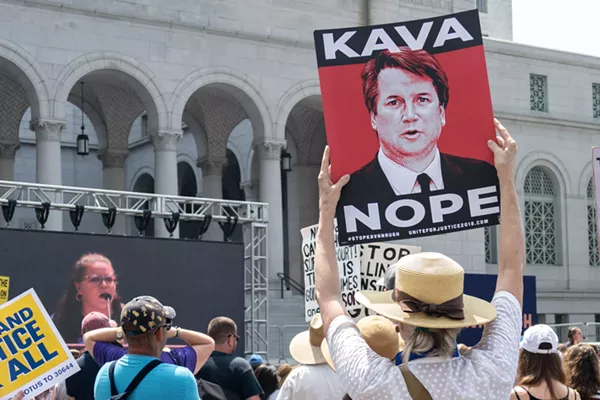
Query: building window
524 166 558 265
141 114 149 138
476 0 488 13
588 179 599 266
530 74 548 112
485 226 497 263
593 83 600 119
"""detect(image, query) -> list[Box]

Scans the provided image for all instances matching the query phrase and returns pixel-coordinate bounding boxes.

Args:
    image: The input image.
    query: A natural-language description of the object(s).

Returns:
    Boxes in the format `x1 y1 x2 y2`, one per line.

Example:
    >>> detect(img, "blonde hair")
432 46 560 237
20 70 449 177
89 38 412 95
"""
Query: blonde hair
402 327 462 365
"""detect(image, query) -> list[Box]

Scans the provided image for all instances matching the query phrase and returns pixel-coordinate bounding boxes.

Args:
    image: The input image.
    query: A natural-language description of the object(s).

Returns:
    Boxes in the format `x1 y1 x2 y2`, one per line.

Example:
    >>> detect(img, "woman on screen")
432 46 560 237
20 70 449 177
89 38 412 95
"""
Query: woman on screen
53 253 124 343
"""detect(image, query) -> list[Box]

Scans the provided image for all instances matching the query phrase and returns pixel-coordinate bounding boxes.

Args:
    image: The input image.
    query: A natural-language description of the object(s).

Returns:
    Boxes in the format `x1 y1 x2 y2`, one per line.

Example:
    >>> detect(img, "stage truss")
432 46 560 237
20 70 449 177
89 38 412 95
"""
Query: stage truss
0 180 269 357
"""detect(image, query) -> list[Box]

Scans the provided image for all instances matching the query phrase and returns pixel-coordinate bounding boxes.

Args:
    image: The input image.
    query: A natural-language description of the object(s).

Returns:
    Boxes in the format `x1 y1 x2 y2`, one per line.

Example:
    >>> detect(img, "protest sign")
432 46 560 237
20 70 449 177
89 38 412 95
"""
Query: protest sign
0 289 80 400
314 10 500 245
593 147 600 246
301 221 361 321
355 242 421 320
0 277 9 305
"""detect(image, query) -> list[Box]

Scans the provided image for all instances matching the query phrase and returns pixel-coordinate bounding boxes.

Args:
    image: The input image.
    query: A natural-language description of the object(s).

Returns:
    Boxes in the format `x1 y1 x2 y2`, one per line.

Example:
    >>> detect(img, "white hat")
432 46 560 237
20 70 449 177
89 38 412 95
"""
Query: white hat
521 324 560 355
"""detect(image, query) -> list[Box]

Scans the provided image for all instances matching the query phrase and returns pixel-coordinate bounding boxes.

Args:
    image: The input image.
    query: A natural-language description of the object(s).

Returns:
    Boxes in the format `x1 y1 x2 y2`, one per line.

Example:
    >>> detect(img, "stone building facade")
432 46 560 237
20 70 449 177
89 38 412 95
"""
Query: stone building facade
0 0 599 328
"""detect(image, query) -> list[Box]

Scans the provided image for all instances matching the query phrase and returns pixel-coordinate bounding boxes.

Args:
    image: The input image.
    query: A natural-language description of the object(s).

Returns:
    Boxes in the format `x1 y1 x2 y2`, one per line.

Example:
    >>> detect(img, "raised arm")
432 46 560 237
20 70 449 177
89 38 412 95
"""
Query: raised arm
315 146 350 334
488 119 525 306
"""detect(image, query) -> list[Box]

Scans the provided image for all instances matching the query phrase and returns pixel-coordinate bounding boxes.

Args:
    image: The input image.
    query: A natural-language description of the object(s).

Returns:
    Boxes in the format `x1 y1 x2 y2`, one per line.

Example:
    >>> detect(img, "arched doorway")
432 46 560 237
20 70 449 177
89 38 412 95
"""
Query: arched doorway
178 161 199 239
132 173 155 237
222 149 244 242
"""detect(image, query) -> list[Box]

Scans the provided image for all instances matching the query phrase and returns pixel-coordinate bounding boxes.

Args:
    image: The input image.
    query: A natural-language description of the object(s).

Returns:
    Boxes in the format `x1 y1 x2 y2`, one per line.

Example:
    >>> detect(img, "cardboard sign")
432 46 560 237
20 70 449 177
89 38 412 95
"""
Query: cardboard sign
0 289 80 399
313 10 500 245
301 221 361 321
355 242 422 320
593 147 600 247
0 277 9 305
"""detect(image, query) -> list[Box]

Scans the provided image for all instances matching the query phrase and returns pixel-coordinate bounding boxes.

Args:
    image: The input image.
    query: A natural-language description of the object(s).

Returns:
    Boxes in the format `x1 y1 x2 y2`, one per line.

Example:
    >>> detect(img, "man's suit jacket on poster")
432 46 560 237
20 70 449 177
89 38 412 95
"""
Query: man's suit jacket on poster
340 152 499 206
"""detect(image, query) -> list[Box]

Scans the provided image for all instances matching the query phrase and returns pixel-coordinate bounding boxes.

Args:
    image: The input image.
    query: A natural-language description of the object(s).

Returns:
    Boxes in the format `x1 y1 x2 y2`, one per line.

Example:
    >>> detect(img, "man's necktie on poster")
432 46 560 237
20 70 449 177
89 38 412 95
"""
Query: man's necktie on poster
417 173 432 194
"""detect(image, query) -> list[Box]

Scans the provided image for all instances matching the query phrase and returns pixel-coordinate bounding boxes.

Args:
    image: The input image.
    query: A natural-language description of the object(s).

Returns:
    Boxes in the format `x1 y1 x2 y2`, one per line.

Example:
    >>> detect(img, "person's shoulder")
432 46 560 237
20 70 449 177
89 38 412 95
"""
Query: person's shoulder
441 153 496 172
158 362 197 379
230 356 253 370
440 153 495 169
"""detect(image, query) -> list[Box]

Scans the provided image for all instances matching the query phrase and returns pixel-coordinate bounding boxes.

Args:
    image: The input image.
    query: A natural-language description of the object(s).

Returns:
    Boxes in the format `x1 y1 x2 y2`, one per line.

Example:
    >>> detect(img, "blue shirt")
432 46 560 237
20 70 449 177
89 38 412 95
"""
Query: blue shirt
94 354 200 400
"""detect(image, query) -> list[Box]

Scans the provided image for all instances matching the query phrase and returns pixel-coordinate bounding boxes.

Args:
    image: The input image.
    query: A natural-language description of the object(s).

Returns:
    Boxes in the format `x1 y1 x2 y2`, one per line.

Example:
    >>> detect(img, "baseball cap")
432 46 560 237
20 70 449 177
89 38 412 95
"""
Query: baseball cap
249 354 263 366
120 295 176 336
81 312 112 335
521 324 560 355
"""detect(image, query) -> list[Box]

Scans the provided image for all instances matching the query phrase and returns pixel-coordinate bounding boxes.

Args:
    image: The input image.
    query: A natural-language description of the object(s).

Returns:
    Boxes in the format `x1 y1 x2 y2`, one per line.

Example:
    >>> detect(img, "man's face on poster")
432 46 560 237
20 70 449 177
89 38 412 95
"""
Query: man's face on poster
370 67 446 162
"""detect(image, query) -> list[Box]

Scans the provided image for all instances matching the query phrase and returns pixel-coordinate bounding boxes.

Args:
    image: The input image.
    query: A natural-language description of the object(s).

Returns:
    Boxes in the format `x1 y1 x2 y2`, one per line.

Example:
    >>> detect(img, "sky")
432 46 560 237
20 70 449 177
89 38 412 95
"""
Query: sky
512 0 600 57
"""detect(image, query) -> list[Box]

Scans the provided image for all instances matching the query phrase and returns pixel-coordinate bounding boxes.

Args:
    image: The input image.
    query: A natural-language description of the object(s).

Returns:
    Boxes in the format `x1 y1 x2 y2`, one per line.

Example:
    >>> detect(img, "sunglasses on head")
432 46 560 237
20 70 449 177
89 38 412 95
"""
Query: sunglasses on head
84 275 117 285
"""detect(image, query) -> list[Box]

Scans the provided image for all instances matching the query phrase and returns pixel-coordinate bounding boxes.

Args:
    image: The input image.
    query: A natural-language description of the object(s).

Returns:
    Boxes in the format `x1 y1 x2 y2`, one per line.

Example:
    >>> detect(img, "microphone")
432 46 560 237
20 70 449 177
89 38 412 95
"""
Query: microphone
100 293 113 319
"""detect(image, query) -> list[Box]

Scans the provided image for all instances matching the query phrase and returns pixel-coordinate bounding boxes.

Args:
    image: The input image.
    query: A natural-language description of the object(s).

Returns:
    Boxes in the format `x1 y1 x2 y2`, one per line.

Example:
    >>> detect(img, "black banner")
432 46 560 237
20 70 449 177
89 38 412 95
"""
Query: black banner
314 9 483 67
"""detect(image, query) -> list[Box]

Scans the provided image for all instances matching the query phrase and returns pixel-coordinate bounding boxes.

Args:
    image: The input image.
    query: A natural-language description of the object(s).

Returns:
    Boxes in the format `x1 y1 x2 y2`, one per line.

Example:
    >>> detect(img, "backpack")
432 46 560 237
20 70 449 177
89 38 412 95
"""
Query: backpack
197 379 242 400
108 359 162 400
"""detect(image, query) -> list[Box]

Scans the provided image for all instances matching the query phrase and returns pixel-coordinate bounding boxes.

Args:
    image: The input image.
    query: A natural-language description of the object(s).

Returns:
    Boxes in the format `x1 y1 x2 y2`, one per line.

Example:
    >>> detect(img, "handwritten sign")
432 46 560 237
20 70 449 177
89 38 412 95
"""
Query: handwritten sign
355 242 421 320
0 277 9 305
0 289 80 399
301 221 360 321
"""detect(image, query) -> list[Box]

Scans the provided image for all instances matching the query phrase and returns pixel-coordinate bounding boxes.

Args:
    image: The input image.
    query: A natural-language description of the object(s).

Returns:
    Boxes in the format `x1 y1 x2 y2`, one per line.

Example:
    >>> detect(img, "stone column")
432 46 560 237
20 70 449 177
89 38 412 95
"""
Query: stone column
31 119 66 232
151 131 182 239
197 156 227 241
241 181 259 202
98 148 129 234
0 140 20 181
257 140 286 283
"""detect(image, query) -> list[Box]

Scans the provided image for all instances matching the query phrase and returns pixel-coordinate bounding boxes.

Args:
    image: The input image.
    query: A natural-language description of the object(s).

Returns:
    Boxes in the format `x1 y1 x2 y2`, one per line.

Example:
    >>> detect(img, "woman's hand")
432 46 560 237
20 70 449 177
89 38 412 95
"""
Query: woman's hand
488 118 518 181
318 146 350 217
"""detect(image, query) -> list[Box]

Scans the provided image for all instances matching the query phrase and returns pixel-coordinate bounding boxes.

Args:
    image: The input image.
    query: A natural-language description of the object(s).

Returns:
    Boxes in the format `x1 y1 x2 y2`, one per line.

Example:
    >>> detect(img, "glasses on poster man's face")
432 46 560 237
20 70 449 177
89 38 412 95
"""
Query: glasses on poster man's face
84 275 118 286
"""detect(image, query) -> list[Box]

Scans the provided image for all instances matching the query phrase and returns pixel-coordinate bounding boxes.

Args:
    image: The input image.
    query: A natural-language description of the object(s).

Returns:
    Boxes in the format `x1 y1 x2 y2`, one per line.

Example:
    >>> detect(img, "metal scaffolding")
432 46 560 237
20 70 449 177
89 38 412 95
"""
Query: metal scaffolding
0 180 269 357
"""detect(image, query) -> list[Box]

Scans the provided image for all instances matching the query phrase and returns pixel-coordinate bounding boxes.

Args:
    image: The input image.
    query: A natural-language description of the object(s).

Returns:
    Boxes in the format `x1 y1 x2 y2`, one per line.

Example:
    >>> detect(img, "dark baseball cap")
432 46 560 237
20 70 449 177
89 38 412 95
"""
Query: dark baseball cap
120 295 176 336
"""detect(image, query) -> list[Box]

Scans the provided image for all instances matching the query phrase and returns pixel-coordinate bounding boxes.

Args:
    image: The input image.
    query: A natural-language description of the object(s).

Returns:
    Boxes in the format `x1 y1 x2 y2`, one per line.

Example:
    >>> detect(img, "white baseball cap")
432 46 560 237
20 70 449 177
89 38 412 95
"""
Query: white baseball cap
520 324 560 355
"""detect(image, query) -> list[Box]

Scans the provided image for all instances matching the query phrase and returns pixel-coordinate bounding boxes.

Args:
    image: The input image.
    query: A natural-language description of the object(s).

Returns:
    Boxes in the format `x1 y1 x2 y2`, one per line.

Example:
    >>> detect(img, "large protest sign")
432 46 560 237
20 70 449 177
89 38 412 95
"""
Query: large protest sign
356 242 421 320
314 10 500 245
0 289 80 399
593 147 600 246
301 221 361 321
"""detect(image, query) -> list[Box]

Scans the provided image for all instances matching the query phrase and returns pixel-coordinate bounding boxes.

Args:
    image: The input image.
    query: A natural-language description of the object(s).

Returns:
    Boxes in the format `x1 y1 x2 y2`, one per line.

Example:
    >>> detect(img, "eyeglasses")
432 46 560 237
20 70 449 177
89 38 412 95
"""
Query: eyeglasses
84 275 117 285
153 323 172 336
229 334 240 341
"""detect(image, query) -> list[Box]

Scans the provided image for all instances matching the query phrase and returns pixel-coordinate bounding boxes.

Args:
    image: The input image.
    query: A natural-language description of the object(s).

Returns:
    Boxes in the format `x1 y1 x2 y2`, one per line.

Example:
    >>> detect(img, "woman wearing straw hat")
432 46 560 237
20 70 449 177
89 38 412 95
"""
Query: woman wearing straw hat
314 119 525 399
278 313 347 399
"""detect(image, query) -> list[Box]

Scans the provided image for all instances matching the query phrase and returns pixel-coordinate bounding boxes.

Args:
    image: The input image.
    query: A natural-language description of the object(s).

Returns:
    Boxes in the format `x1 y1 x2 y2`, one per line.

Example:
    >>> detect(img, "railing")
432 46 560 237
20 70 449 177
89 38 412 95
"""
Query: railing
268 324 309 364
277 272 305 298
547 322 600 343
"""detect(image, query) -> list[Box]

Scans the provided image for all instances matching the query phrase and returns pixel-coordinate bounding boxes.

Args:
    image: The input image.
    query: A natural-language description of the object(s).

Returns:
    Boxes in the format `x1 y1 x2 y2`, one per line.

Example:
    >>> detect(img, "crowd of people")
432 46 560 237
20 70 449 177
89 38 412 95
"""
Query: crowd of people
8 121 600 399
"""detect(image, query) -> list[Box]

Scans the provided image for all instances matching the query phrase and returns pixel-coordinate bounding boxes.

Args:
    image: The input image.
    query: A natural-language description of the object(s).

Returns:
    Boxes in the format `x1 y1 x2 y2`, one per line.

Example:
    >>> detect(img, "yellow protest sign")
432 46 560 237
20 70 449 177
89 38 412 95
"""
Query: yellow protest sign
0 277 8 305
0 289 80 399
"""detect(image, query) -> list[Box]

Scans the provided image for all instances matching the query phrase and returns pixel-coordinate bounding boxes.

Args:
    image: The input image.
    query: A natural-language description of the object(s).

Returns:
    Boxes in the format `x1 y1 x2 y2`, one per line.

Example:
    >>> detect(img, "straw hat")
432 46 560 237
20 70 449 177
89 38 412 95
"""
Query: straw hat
289 314 327 365
356 252 497 329
321 315 405 371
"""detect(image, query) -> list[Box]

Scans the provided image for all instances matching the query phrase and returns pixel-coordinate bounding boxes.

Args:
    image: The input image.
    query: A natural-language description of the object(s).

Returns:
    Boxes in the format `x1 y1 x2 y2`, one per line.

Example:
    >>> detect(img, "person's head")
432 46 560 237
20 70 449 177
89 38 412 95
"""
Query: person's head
361 48 450 163
120 295 176 358
357 253 496 365
276 363 294 386
563 344 600 400
567 327 583 345
517 324 565 400
81 311 112 336
208 317 239 354
249 354 264 370
54 253 121 341
254 365 278 397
